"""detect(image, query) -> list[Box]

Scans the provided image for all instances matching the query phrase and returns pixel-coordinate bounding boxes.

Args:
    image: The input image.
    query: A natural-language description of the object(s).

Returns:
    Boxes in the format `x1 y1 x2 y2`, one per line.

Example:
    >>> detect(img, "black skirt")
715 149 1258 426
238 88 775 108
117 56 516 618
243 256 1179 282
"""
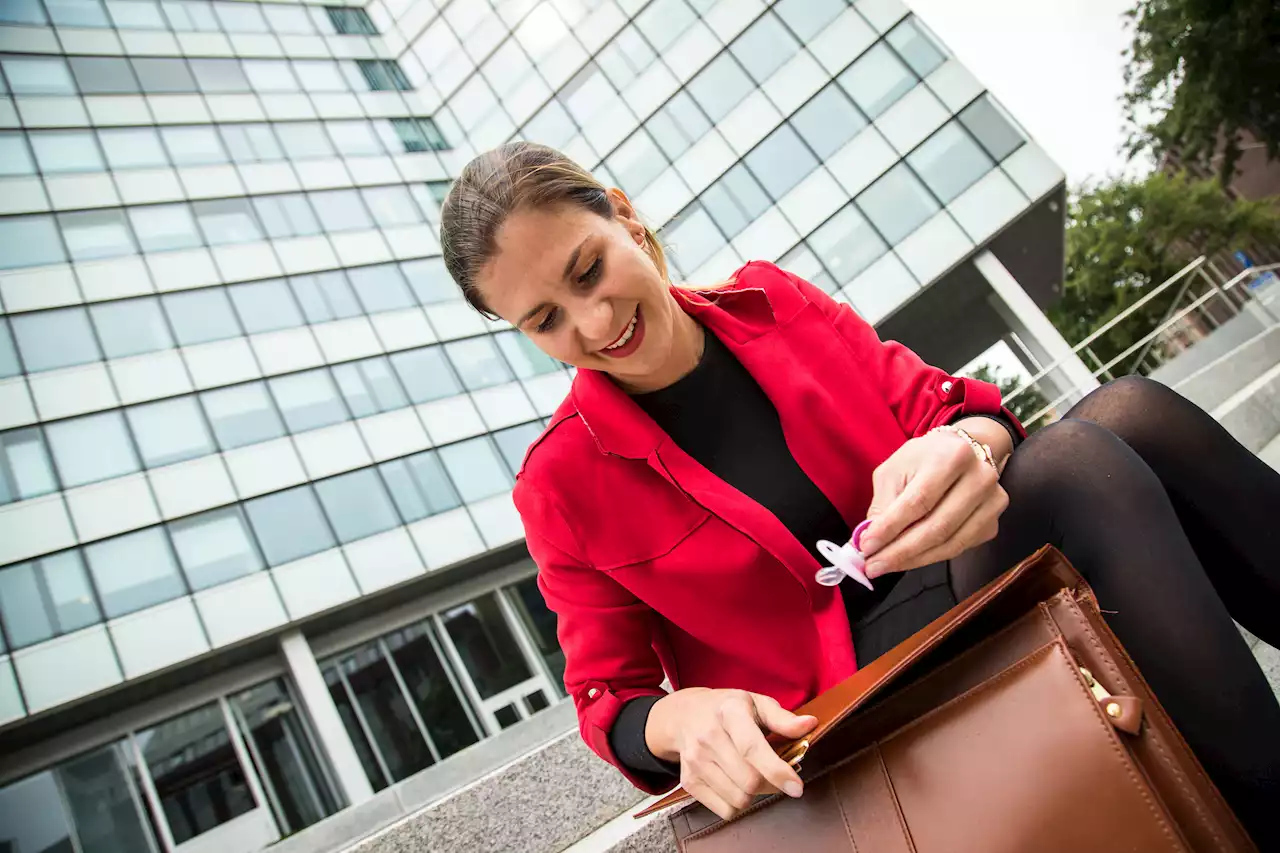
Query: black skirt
848 562 956 666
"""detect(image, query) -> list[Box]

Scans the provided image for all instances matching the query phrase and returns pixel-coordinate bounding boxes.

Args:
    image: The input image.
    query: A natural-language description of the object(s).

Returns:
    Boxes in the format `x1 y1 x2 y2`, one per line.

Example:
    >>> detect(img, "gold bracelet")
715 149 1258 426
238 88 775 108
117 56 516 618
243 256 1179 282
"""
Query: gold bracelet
929 424 998 471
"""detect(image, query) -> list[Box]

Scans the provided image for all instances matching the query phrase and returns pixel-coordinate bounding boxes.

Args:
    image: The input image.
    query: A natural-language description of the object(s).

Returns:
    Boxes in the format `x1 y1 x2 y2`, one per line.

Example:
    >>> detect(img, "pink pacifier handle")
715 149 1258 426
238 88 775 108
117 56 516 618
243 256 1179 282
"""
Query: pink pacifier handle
851 519 872 552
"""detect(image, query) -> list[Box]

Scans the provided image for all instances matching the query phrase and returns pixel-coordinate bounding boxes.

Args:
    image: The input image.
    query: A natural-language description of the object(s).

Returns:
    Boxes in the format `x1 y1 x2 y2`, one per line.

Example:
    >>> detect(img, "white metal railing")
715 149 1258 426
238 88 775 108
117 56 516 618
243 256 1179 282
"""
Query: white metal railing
1003 260 1280 429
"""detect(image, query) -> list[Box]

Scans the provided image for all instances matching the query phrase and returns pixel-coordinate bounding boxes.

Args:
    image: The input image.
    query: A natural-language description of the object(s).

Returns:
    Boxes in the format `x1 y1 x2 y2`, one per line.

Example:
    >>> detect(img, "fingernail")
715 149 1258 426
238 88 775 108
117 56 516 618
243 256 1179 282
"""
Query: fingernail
784 782 803 798
866 561 885 578
859 536 877 554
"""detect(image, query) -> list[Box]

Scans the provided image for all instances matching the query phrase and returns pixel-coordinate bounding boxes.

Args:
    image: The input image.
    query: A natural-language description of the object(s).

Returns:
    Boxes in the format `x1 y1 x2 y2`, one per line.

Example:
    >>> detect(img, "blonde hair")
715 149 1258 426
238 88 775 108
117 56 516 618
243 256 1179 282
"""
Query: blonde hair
439 141 669 317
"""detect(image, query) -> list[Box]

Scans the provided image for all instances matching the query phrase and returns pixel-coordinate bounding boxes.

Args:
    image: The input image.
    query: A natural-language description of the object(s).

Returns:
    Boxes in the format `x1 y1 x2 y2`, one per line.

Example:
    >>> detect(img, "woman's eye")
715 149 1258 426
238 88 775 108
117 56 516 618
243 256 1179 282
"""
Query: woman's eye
578 257 602 285
536 308 559 333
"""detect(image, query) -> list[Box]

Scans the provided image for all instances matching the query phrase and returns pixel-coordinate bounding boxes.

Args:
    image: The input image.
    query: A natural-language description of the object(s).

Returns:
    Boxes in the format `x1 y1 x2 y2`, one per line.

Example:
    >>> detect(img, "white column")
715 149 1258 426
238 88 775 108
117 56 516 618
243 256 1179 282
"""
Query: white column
975 250 1101 400
279 630 375 806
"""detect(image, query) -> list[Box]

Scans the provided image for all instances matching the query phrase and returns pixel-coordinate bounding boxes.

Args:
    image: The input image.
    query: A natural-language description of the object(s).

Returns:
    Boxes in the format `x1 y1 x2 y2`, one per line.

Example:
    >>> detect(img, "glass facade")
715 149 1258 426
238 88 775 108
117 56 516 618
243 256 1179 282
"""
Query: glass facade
0 0 1061 846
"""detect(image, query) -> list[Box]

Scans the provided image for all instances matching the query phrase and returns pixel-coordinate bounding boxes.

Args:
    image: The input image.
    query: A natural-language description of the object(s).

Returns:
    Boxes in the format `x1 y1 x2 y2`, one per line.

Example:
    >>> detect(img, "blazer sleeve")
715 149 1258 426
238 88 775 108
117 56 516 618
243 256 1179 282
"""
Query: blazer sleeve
779 267 1027 440
514 477 676 794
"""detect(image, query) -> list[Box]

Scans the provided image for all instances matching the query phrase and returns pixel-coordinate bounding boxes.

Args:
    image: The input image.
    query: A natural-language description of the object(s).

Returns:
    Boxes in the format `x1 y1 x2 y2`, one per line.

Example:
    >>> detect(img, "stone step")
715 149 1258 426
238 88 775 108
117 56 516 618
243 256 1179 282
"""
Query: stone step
1162 323 1280 413
1210 359 1280 452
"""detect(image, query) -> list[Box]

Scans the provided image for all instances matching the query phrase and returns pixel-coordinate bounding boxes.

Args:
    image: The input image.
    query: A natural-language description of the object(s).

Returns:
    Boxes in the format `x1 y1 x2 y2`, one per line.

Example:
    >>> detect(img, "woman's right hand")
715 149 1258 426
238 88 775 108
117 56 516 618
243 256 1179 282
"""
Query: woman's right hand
645 687 818 820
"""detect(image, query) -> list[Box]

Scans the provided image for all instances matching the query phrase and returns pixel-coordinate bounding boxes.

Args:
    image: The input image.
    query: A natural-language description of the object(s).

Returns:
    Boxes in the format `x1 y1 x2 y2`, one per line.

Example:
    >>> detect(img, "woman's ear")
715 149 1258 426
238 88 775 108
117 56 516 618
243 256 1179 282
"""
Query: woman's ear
606 187 646 244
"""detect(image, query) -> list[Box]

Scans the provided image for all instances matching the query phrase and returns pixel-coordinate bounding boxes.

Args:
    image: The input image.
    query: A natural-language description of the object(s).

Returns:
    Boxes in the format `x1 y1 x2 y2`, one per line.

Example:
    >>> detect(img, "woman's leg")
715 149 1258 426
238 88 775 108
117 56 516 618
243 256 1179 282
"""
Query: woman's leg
1064 376 1280 646
950 417 1280 847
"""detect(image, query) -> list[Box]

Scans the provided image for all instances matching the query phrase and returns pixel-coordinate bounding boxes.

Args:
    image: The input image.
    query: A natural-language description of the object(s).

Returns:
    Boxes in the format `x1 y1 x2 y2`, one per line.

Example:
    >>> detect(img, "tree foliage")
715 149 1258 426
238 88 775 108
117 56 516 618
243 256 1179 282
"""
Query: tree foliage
968 364 1051 434
1049 170 1280 368
1123 0 1280 181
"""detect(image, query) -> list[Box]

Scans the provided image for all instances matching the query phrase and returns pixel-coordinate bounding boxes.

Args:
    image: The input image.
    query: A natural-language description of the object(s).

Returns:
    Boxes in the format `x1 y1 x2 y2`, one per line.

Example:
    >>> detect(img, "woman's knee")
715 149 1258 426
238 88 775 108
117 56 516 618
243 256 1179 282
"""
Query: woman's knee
1002 418 1162 502
1065 375 1178 434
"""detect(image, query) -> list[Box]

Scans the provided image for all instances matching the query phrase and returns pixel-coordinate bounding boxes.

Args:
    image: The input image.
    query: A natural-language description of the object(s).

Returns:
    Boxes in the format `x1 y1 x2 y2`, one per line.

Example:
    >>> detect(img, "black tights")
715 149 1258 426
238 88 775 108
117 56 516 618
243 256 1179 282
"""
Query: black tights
951 376 1280 847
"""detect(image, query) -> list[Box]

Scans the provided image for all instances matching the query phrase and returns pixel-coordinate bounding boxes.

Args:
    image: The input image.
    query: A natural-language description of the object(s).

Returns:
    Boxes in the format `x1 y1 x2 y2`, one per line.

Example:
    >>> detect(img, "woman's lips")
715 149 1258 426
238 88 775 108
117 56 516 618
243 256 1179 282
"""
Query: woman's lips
600 306 645 359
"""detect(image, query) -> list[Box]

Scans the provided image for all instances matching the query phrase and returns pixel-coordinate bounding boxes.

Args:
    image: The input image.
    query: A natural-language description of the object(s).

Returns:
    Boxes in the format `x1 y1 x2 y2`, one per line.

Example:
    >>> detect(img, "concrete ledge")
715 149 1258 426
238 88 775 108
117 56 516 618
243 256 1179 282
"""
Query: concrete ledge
1163 324 1280 413
1212 362 1280 452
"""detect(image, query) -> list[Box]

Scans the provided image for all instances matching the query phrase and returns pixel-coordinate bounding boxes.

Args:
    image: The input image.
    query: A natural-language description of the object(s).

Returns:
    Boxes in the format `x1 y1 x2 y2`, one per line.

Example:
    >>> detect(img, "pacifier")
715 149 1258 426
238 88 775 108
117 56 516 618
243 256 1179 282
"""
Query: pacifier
815 519 874 591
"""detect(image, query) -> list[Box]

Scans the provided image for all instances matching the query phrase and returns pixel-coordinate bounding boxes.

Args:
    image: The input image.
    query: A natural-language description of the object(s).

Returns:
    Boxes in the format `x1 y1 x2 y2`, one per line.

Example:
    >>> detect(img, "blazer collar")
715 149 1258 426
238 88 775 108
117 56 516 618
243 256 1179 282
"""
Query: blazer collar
571 283 780 460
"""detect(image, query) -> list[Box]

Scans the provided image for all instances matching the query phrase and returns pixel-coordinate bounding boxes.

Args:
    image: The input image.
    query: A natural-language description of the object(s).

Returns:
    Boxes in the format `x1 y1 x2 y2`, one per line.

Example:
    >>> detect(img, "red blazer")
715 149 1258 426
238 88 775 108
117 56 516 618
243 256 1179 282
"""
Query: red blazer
514 261 1022 792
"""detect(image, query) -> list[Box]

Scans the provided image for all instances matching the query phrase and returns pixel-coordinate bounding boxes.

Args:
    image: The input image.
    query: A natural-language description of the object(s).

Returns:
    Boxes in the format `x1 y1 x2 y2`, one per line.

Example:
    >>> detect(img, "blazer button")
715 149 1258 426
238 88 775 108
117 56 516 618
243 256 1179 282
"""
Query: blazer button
587 688 600 699
941 380 954 394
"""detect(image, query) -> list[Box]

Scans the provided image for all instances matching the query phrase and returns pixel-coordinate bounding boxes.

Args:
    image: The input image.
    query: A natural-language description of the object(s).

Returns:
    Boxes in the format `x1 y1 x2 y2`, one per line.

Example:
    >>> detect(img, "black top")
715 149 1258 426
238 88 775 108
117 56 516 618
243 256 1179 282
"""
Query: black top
606 327 1017 782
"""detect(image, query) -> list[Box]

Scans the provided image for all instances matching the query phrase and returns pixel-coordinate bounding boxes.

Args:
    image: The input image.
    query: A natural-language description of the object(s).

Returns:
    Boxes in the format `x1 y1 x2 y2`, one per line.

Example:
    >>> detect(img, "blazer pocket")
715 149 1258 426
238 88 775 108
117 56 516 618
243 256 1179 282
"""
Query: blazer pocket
588 508 712 572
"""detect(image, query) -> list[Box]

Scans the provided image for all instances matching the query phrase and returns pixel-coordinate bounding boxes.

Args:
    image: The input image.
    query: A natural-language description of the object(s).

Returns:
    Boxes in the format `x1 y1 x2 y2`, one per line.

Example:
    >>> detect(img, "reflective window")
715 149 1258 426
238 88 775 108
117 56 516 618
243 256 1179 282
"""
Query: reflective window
100 127 168 169
201 383 286 450
263 4 313 34
0 0 46 24
0 320 17 379
361 186 423 227
163 287 242 345
221 123 284 163
131 57 196 94
332 357 407 417
388 117 448 152
606 131 668 196
228 279 304 334
0 552 99 650
2 57 76 95
126 396 215 468
58 209 137 262
729 12 800 84
390 347 461 403
214 0 268 31
193 198 263 244
243 59 300 93
887 17 946 77
188 58 252 93
960 94 1025 161
496 331 560 379
908 121 995 203
593 26 653 91
439 437 512 503
635 0 694 53
774 0 846 41
381 621 481 759
401 257 455 304
357 59 411 91
507 574 565 687
660 202 725 277
107 0 166 29
522 100 576 149
68 57 139 95
253 193 321 239
275 122 335 159
47 410 140 488
440 593 531 698
327 6 376 34
138 704 254 844
30 131 104 173
701 164 771 239
90 297 175 358
445 337 513 390
269 370 348 433
688 52 754 123
379 450 460 522
129 203 202 253
290 271 362 322
1 427 59 505
0 215 66 270
244 485 336 566
745 124 818 200
315 469 400 543
793 83 868 159
493 422 541 477
47 0 110 27
162 0 220 31
0 132 35 176
807 203 889 285
646 92 710 161
328 120 384 156
856 163 941 245
839 44 917 119
169 506 264 591
347 264 416 313
84 527 185 618
293 60 346 92
778 242 838 295
11 307 100 372
161 125 227 166
310 189 374 232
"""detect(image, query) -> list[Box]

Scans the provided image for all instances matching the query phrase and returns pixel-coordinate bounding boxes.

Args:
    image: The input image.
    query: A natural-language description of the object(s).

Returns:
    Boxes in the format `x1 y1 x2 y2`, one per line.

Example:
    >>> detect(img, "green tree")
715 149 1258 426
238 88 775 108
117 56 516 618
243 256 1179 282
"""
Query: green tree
1049 170 1280 369
1123 0 1280 181
968 364 1051 434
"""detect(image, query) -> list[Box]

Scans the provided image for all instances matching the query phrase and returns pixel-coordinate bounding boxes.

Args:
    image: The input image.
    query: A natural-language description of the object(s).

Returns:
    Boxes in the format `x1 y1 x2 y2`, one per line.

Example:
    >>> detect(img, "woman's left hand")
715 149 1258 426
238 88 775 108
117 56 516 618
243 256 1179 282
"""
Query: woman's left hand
858 418 1012 578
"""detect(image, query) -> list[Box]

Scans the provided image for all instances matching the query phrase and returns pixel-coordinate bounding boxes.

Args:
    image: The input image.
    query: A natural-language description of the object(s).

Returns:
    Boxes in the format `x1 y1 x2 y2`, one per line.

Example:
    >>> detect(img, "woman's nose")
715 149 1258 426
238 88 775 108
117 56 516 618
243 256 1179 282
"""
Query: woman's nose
577 301 615 346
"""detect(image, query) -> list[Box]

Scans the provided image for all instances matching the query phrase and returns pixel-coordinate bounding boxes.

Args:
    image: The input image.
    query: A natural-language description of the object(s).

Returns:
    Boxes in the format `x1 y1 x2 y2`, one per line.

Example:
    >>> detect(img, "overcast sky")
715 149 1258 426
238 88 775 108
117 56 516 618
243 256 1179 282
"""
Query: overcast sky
909 0 1145 187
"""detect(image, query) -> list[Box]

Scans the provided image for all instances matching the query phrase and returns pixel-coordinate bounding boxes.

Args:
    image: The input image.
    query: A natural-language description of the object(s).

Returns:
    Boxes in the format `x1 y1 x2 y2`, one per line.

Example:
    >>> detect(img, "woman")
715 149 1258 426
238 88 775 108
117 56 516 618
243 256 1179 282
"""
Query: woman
440 142 1280 845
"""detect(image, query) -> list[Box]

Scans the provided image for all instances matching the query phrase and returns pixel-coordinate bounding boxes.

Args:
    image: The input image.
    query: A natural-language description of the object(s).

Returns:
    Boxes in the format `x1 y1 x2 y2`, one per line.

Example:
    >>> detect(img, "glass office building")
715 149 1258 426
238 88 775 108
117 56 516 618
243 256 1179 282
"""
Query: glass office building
0 0 1070 850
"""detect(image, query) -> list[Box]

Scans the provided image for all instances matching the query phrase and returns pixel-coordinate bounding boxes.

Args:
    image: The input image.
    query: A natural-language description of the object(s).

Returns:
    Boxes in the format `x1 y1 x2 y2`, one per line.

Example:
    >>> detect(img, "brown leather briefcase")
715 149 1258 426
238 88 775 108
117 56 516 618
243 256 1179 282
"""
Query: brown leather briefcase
636 546 1256 852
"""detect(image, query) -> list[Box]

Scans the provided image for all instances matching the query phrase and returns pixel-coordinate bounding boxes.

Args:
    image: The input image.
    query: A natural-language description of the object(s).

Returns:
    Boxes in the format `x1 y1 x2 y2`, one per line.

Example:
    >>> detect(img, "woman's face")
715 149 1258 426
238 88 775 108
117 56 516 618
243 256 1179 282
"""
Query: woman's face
475 190 682 387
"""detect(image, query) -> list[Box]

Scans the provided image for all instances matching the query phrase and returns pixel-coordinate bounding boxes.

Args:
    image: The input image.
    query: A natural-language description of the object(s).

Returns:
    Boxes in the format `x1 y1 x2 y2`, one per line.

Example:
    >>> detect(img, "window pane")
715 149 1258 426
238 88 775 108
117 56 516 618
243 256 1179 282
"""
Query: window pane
606 131 667 196
778 242 838 295
440 593 531 698
808 204 889 285
701 164 770 239
169 506 263 591
193 198 263 244
131 57 197 94
315 469 399 543
0 551 99 648
774 0 845 41
744 124 818 200
856 163 941 245
438 437 511 502
379 450 459 522
0 0 46 24
492 422 541 477
129 203 201 253
659 203 723 276
357 59 410 91
222 123 283 163
0 132 35 176
188 58 251 93
228 279 304 334
269 370 347 433
253 193 321 239
0 320 17 379
138 704 254 845
84 527 185 618
688 52 753 123
0 773 75 853
264 4 312 34
887 17 946 77
244 486 336 565
1 427 59 504
645 92 709 161
959 94 1025 161
0 215 66 270
161 125 227 165
908 121 995 203
48 0 110 26
388 117 448 152
383 621 481 759
30 131 104 174
327 6 376 34
445 337 512 390
523 99 576 149
243 59 299 92
60 743 159 853
347 264 416 313
213 0 267 31
12 307 100 372
792 84 868 160
327 120 383 156
293 60 346 92
58 209 137 262
309 189 374 232
495 331 559 379
162 0 219 31
332 357 406 416
290 271 361 322
728 12 799 84
361 186 422 227
126 396 215 468
100 127 168 169
68 57 138 95
634 0 694 52
47 411 140 488
201 382 286 450
390 347 460 403
838 44 916 119
90 297 175 358
163 287 241 345
274 122 334 159
106 0 165 29
2 57 76 95
401 257 455 304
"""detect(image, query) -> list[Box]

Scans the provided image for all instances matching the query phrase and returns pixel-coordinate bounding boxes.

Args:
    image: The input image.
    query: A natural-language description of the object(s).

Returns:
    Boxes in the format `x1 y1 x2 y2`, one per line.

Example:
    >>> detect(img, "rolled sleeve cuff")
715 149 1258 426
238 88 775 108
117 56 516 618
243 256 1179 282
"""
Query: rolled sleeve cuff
577 682 677 795
924 376 1027 440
